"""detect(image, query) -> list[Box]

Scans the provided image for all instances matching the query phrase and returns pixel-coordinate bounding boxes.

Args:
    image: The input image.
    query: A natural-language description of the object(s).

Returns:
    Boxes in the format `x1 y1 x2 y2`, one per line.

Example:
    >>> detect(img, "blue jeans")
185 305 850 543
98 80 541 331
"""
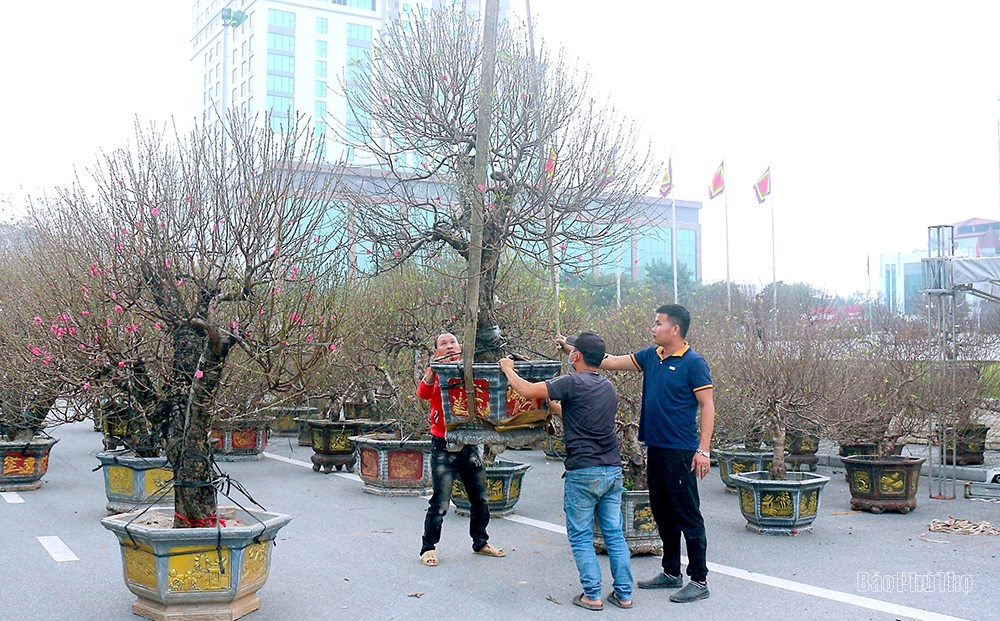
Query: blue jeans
564 466 633 601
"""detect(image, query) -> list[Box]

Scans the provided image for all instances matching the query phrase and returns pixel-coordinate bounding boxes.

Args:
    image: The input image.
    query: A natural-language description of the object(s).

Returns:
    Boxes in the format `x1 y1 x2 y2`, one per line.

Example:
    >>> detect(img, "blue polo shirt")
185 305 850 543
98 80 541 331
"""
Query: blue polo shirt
632 343 713 450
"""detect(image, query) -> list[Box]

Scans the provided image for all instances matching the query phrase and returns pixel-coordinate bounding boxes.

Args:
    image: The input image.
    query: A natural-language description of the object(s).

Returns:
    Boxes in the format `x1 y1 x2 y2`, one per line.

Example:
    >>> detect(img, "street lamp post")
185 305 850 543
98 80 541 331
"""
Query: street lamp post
220 8 248 121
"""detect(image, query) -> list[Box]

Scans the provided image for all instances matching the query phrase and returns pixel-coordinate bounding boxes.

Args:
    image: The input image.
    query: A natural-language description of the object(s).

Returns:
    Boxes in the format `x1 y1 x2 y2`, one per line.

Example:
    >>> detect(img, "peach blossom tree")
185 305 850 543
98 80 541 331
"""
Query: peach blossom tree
24 115 353 526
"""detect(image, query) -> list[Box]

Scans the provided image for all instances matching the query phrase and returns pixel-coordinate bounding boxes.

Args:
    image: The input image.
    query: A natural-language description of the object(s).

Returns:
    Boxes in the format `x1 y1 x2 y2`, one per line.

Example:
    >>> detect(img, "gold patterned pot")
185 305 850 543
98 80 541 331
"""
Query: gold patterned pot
841 455 925 514
729 470 830 535
942 425 989 466
267 406 320 437
96 451 173 515
0 436 58 492
101 506 291 621
452 459 530 517
350 433 433 496
429 361 560 449
210 419 271 462
785 430 820 472
307 419 383 473
594 489 662 556
715 448 775 493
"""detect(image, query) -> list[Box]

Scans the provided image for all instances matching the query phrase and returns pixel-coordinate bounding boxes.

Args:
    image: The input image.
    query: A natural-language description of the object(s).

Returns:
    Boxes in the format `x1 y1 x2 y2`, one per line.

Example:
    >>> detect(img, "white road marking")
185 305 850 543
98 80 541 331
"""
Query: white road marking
503 514 567 534
263 452 359 481
1 492 24 503
36 536 79 562
265 454 971 621
263 452 312 469
704 560 971 621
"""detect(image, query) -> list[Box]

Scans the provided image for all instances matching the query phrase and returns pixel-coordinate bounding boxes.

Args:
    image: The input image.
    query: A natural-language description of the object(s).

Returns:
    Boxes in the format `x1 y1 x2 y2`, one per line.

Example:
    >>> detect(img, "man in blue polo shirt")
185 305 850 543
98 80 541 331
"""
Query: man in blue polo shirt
557 304 715 603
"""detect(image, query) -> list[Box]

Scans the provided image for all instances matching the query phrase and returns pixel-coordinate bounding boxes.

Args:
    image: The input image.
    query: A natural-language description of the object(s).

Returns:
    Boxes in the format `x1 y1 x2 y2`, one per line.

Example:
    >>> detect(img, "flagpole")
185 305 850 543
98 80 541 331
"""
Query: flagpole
725 159 731 313
770 162 777 314
670 151 678 303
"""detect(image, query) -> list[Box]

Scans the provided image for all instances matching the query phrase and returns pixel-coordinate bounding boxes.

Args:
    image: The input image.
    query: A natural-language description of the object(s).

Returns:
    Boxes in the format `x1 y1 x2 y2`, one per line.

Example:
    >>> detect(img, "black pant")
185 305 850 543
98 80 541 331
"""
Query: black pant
647 445 708 582
420 439 490 554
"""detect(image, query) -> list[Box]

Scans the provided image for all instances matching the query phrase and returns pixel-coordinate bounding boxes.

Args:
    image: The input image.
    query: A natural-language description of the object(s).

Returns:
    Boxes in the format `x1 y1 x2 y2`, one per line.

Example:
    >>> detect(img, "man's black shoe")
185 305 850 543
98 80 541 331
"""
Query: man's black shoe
637 572 683 589
669 581 709 602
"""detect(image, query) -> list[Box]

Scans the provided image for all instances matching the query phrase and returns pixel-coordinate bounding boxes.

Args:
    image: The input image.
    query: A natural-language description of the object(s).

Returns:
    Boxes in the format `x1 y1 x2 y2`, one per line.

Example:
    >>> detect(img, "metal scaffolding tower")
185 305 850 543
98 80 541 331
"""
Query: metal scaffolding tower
921 225 1000 499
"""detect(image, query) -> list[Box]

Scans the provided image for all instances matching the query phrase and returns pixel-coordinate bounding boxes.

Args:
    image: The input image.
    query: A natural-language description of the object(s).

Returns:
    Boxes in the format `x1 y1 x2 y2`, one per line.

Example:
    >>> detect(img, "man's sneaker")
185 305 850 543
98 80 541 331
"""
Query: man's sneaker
637 572 684 589
669 581 709 602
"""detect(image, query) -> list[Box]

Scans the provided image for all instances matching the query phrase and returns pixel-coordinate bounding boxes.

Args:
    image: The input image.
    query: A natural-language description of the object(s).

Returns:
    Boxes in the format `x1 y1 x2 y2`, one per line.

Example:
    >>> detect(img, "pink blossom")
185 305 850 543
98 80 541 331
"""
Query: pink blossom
477 184 484 192
154 322 161 330
382 97 388 103
259 307 265 315
111 291 117 300
186 196 193 204
80 310 90 316
165 259 171 268
151 207 160 217
79 344 86 349
232 320 239 330
31 347 41 356
81 284 88 292
393 251 401 258
82 381 90 390
106 318 113 327
89 263 99 277
118 179 124 186
126 324 138 333
314 236 320 243
118 361 125 367
68 327 76 335
42 356 51 366
329 343 337 352
559 244 567 250
33 316 42 326
306 334 314 343
194 370 204 379
177 279 184 286
116 243 124 251
114 305 123 314
60 314 69 322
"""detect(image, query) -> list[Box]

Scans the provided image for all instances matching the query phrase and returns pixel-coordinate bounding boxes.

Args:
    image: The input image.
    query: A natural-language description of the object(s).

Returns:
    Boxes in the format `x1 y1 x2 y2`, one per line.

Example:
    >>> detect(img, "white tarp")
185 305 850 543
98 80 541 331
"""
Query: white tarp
949 257 1000 287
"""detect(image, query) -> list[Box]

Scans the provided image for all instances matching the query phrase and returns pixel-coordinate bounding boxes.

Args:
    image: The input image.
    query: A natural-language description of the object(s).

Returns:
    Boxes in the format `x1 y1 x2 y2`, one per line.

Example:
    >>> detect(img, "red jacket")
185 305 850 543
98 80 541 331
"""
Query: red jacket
416 373 446 439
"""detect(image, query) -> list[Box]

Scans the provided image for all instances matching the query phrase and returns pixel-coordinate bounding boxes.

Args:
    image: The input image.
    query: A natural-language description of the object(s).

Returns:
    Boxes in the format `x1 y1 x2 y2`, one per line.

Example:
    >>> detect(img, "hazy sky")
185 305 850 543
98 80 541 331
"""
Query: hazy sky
4 1 1000 297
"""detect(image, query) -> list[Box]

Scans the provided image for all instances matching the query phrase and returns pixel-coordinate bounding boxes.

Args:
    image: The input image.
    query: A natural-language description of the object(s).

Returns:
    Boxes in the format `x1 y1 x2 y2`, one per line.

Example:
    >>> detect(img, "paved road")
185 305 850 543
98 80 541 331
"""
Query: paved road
3 421 999 621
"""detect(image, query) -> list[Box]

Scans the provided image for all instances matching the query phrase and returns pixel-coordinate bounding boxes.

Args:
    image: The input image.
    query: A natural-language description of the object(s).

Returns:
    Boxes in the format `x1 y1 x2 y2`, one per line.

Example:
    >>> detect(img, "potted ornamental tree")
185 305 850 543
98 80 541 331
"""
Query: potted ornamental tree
711 313 837 535
25 113 347 620
827 323 980 514
336 6 657 452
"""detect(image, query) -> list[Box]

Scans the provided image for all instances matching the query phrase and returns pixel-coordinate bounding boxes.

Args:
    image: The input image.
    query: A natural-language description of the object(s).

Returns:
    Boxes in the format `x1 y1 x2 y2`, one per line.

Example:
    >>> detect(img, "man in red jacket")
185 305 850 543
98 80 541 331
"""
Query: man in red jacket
417 332 505 567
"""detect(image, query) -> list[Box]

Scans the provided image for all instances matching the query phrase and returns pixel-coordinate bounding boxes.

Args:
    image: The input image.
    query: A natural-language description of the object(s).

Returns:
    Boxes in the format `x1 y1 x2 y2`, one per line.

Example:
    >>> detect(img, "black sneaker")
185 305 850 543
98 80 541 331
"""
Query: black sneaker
669 581 709 602
637 572 684 589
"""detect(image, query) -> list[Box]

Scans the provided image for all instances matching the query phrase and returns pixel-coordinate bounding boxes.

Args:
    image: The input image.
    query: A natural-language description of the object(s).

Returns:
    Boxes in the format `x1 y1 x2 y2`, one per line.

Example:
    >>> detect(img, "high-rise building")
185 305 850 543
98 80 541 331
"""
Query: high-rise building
190 0 509 162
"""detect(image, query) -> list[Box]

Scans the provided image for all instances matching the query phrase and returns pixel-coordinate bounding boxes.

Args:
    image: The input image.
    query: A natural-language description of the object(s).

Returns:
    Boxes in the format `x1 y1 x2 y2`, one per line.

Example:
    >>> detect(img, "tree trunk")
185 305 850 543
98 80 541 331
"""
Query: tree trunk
167 325 229 528
770 422 787 480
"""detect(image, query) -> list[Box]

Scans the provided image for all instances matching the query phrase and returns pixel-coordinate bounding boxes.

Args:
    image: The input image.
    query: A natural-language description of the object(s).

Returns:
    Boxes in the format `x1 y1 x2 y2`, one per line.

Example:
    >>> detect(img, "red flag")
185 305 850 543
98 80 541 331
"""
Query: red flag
708 160 725 199
754 167 771 204
659 158 673 197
